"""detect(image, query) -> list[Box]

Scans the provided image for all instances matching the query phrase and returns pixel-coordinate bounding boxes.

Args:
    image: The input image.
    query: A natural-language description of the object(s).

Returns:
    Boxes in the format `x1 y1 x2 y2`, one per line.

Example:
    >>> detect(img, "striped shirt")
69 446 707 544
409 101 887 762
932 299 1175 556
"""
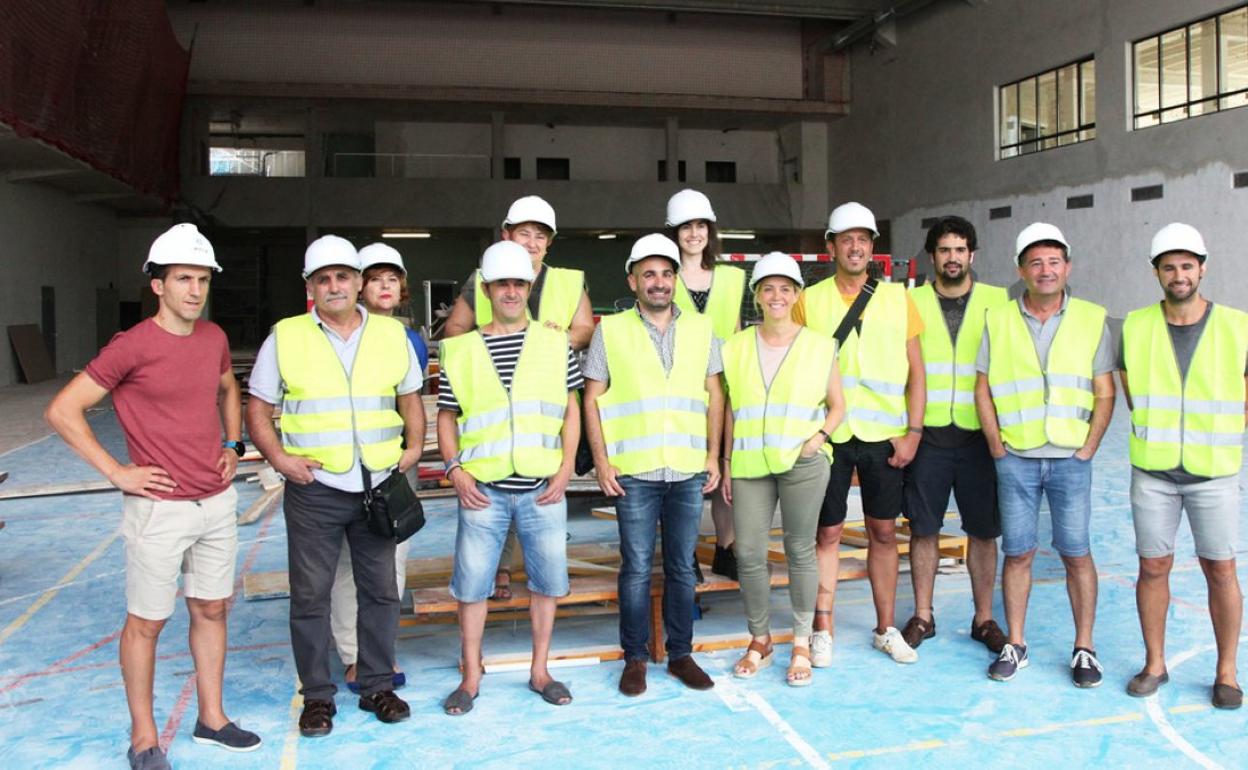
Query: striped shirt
439 329 583 490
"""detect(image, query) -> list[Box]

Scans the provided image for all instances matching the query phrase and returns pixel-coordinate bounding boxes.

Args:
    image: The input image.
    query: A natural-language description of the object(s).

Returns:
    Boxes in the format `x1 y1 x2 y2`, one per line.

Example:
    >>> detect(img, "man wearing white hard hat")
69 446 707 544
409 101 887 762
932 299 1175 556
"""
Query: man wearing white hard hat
975 223 1115 687
444 195 593 602
803 202 927 666
47 223 261 768
900 216 1010 656
583 233 724 696
1118 223 1248 708
437 240 582 715
666 188 747 581
247 235 425 735
328 242 429 694
720 253 845 686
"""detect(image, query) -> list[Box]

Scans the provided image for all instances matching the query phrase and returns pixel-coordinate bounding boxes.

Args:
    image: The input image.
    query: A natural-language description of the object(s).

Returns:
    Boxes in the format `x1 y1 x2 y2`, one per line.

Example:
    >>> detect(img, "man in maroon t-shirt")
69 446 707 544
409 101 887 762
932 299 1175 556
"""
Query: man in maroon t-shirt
46 224 261 770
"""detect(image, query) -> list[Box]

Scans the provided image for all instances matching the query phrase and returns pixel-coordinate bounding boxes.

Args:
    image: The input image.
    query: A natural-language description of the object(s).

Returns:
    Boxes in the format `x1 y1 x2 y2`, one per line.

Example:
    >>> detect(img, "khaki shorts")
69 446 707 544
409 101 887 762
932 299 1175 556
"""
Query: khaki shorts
122 485 239 620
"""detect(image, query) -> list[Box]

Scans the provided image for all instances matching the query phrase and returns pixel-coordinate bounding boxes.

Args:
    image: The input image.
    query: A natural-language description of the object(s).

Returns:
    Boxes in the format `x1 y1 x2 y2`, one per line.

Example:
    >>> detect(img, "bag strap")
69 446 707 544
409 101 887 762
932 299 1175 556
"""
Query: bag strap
830 277 879 348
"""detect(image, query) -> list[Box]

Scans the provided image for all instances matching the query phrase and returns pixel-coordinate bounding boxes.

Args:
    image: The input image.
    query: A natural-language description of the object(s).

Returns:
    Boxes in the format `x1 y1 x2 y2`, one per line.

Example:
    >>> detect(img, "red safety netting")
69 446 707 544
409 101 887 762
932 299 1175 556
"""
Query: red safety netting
0 0 189 200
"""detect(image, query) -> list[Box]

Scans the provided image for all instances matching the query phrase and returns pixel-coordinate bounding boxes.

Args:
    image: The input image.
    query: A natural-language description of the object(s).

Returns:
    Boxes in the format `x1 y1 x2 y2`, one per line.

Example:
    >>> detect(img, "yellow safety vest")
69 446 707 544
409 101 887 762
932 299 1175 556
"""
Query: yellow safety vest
474 264 584 329
911 282 1009 430
804 279 910 442
986 297 1106 451
596 309 713 476
276 313 408 474
722 327 837 478
439 324 569 483
673 264 746 341
1122 302 1248 477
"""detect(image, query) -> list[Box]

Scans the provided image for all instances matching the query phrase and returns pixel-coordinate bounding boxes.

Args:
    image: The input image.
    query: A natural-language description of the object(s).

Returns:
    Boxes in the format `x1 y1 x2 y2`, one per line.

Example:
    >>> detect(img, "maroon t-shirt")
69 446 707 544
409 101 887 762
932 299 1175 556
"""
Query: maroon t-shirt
86 318 232 500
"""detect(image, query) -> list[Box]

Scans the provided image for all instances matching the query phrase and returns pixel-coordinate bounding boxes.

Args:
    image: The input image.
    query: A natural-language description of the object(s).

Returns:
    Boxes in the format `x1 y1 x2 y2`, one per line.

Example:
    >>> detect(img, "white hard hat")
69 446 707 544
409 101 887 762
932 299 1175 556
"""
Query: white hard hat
501 195 557 235
624 233 680 274
1015 222 1070 262
825 201 880 240
144 223 221 274
750 252 804 290
1150 222 1207 263
302 235 360 279
358 243 406 274
480 241 536 283
665 189 717 227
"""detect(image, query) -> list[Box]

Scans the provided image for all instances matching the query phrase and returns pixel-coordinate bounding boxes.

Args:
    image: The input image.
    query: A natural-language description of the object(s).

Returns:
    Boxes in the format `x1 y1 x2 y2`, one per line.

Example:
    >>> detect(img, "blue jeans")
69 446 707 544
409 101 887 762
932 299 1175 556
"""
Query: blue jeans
996 453 1093 557
450 482 569 603
615 474 706 661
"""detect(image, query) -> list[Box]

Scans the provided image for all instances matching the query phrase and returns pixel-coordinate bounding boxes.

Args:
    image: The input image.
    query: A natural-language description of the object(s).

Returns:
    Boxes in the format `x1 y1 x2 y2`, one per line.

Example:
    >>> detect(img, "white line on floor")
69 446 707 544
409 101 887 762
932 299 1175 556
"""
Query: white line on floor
714 674 831 770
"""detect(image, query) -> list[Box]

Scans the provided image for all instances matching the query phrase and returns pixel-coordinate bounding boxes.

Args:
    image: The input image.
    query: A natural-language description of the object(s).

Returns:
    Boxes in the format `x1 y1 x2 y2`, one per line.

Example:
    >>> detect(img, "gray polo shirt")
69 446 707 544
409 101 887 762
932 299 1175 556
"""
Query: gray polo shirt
583 305 723 482
249 305 425 492
976 293 1115 459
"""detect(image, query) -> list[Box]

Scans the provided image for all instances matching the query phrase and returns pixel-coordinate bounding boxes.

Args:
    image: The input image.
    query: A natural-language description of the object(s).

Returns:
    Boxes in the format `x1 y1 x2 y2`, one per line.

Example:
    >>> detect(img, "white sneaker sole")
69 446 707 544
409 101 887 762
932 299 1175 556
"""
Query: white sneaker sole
873 639 918 664
191 735 263 753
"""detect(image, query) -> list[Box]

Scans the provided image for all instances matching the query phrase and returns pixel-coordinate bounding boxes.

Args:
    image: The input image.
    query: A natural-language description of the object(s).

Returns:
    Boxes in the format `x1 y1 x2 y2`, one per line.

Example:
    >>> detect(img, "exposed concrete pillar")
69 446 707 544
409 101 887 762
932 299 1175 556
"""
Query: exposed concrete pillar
779 120 829 233
491 111 505 180
665 117 679 181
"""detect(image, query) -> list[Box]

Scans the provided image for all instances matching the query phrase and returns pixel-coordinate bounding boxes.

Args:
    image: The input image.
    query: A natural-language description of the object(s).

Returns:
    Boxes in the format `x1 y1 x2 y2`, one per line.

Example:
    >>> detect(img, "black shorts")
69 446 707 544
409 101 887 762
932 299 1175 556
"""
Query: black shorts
819 437 903 527
901 433 1000 538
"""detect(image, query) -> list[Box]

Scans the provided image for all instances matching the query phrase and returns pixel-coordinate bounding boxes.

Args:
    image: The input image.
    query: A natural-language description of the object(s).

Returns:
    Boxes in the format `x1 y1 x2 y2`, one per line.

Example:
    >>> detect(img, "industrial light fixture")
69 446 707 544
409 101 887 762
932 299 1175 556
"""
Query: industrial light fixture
382 231 431 239
720 231 756 240
597 233 617 240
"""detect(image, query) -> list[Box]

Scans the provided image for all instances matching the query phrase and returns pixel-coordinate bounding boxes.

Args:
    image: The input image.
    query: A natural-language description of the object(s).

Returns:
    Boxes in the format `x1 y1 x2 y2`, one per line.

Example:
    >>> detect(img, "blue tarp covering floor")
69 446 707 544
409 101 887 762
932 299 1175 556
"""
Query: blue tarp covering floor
1 404 1246 769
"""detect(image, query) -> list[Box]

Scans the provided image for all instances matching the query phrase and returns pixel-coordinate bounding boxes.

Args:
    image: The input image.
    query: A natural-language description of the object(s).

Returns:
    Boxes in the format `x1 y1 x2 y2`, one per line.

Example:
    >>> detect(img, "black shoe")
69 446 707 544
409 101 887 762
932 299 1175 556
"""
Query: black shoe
191 720 262 752
1071 647 1103 688
711 545 738 581
1213 683 1243 709
359 690 410 723
970 618 1008 654
988 643 1028 682
298 699 336 738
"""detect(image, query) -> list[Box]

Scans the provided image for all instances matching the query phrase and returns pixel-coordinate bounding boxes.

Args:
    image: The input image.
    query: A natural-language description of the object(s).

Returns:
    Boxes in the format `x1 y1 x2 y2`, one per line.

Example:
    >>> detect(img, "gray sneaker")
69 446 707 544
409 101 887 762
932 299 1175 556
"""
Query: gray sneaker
127 746 171 770
988 643 1029 681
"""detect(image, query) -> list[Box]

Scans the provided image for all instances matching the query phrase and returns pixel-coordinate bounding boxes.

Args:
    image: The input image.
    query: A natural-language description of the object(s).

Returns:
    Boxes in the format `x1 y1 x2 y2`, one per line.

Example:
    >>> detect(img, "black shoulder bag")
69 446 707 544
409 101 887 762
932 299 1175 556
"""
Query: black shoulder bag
361 464 426 544
830 277 879 348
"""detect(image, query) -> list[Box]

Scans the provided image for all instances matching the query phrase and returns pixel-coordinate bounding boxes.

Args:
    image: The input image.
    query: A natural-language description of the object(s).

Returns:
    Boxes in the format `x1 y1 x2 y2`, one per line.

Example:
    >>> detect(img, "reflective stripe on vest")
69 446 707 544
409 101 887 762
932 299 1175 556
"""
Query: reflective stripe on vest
474 265 584 329
722 326 837 478
439 324 569 483
986 297 1106 451
1122 302 1248 477
276 313 409 473
911 282 1009 429
673 264 746 341
596 310 713 476
804 279 910 442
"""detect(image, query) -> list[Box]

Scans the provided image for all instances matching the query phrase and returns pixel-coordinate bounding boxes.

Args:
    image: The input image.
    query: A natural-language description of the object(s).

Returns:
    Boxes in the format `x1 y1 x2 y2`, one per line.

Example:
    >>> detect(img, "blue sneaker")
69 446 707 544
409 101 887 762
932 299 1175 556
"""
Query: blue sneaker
192 720 262 752
988 643 1029 681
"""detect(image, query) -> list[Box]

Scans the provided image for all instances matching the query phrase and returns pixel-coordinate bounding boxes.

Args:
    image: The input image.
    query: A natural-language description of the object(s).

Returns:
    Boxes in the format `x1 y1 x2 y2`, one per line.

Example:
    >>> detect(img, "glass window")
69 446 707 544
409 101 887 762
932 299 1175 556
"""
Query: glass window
997 56 1094 159
1134 4 1248 127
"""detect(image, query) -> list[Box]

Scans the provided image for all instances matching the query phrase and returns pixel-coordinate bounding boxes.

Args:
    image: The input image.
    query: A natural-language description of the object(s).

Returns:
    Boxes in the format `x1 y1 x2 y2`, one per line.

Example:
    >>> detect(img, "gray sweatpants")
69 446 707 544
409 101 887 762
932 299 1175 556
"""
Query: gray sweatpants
730 454 830 639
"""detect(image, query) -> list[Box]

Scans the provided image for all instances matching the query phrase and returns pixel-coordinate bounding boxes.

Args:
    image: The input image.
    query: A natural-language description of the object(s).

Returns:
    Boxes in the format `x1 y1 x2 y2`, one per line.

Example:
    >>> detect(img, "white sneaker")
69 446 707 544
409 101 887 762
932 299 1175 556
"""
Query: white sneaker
810 630 833 668
873 626 919 664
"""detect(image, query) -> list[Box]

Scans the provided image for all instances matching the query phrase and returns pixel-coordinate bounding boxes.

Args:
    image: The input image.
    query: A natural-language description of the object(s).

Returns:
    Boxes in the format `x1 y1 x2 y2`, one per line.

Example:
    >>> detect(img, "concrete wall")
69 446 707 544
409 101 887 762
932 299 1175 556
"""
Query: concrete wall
828 0 1248 314
0 183 119 386
167 1 803 100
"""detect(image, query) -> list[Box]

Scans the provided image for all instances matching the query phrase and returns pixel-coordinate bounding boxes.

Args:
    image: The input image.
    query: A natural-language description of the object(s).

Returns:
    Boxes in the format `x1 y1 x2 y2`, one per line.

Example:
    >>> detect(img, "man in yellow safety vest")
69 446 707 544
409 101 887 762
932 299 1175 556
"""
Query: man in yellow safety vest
975 223 1115 688
247 235 427 735
1119 223 1248 709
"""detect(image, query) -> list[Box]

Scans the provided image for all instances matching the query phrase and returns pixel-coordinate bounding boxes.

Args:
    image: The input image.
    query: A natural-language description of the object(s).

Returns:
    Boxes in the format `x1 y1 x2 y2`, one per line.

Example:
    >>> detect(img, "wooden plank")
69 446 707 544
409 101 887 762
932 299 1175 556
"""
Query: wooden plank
7 324 55 383
237 486 282 526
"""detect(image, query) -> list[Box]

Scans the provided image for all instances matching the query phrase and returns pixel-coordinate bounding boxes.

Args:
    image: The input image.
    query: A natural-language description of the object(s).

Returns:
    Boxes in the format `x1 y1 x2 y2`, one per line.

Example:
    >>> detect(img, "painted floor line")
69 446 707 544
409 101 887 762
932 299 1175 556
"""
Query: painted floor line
713 673 831 770
279 682 304 770
0 568 126 607
0 526 120 648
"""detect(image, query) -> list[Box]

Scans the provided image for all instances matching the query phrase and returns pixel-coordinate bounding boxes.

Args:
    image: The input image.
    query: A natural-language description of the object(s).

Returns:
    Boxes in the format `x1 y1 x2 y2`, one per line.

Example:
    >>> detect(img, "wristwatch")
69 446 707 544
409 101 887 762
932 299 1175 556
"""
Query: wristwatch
223 440 246 458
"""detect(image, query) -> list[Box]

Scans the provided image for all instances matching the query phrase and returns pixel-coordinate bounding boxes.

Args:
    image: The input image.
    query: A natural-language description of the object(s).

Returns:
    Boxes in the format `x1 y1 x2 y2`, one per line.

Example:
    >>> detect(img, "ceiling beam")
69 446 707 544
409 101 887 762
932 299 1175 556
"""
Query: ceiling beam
6 168 85 183
449 0 883 21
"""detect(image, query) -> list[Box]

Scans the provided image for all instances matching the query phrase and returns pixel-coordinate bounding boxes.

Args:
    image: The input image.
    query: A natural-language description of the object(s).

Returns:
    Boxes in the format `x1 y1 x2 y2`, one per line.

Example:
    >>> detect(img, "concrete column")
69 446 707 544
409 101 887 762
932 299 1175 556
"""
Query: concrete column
664 117 679 182
491 111 505 180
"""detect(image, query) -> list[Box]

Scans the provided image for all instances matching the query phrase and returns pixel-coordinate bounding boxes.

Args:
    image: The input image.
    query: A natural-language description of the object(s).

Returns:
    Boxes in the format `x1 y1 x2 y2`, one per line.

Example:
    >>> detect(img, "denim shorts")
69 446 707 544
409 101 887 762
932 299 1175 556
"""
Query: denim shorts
1130 468 1240 560
995 452 1092 557
450 482 569 603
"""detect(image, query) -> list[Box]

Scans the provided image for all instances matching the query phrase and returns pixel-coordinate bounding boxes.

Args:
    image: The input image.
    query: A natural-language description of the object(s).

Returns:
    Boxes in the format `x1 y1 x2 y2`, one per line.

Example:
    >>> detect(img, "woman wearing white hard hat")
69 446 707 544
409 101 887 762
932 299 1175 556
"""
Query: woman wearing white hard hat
444 195 594 350
328 242 428 694
665 188 748 580
720 252 844 687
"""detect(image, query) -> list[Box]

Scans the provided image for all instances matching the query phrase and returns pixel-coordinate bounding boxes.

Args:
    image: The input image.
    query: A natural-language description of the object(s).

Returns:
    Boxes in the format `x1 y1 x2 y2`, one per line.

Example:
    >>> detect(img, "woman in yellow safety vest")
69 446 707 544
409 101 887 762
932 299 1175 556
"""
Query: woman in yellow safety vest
666 188 748 580
721 252 844 687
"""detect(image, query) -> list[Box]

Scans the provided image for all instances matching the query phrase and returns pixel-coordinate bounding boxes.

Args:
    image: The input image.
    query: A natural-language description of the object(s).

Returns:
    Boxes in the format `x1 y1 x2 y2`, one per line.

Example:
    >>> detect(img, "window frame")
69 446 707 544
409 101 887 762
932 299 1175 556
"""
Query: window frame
997 55 1097 160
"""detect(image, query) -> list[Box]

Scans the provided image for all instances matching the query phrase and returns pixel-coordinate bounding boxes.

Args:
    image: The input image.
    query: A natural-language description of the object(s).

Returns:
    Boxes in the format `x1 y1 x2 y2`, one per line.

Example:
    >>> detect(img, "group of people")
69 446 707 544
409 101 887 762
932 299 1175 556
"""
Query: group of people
43 190 1246 769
